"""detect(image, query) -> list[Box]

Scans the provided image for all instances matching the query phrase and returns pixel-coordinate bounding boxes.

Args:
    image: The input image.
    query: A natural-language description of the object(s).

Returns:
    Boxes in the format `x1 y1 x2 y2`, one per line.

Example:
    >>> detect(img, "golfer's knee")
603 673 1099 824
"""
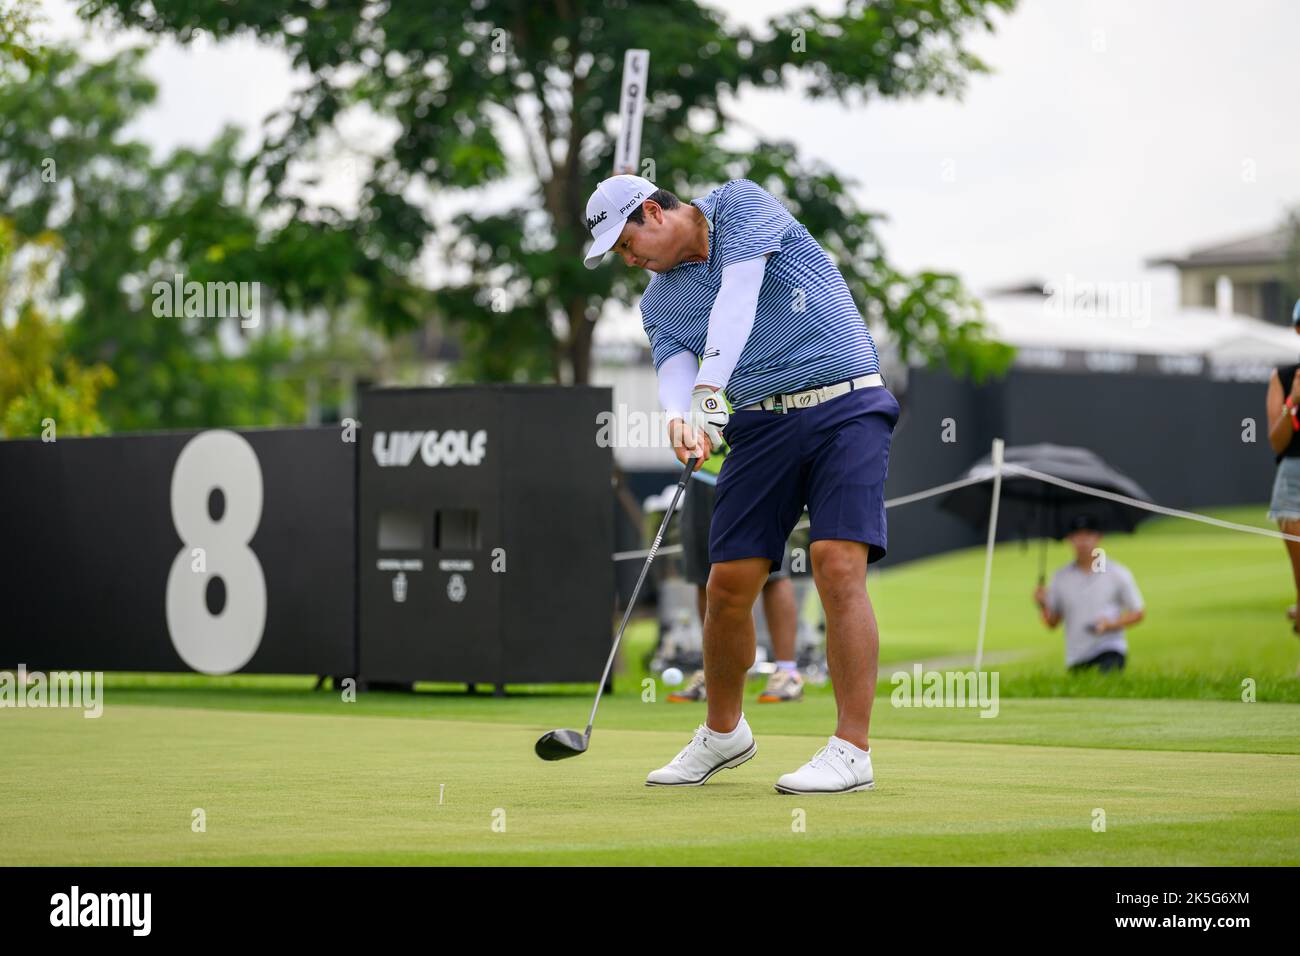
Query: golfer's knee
706 561 765 614
811 541 867 602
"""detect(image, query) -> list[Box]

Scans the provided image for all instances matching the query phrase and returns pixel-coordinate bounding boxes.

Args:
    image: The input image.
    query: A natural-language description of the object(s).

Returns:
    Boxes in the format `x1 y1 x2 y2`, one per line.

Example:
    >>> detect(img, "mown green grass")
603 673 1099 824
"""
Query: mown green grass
3 703 1297 866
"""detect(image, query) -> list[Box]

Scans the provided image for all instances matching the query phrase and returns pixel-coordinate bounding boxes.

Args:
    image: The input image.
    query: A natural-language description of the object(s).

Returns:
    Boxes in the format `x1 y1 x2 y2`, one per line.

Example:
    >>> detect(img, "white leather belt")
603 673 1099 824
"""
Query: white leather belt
741 373 884 413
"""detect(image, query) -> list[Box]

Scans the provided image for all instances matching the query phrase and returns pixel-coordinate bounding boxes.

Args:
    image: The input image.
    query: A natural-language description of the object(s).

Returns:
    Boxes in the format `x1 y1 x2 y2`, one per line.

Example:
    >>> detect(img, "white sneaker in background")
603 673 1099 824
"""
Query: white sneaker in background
758 669 804 702
645 715 757 787
773 736 874 794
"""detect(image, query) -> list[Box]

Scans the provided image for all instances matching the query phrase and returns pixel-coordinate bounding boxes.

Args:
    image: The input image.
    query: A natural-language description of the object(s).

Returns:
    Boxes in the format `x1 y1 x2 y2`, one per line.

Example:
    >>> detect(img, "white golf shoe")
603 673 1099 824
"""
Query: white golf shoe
774 736 874 794
645 716 757 787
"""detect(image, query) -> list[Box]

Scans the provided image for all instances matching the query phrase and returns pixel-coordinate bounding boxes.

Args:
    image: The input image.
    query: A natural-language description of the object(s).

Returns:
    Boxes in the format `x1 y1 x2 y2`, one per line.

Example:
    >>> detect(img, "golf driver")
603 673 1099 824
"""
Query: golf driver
535 454 699 760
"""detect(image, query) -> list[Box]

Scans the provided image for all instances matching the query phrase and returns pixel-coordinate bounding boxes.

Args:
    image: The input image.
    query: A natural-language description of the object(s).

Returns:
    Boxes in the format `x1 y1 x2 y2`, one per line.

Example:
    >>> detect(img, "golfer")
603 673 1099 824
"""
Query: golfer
582 174 899 794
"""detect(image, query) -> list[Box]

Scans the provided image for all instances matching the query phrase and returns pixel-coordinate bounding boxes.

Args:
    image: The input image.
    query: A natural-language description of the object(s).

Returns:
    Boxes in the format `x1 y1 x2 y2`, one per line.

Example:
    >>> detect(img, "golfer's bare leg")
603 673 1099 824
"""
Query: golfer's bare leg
761 576 798 662
810 539 876 750
703 557 769 734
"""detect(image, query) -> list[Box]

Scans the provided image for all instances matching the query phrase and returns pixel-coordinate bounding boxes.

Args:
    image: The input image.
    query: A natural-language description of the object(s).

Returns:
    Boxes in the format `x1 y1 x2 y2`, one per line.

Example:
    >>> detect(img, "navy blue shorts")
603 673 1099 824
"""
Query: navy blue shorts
710 385 900 571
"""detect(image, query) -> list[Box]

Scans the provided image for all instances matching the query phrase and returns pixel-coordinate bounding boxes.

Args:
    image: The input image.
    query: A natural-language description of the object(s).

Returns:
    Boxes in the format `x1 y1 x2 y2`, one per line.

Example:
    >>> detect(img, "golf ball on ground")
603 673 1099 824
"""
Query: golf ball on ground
662 667 683 686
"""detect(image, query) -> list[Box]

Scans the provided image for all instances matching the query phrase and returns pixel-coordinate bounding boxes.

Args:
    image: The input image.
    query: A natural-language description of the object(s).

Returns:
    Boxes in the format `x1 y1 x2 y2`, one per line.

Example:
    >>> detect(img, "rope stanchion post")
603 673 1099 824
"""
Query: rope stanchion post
974 438 1005 675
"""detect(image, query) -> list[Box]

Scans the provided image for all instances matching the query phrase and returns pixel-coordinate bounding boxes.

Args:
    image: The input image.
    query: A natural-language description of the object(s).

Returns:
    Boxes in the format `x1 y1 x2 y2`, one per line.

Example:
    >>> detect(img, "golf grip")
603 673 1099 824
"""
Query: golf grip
584 455 698 735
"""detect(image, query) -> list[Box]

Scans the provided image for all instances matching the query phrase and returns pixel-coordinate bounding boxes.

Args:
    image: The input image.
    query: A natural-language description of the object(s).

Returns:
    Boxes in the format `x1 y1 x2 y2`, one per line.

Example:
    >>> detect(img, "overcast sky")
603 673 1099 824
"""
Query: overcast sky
38 0 1300 314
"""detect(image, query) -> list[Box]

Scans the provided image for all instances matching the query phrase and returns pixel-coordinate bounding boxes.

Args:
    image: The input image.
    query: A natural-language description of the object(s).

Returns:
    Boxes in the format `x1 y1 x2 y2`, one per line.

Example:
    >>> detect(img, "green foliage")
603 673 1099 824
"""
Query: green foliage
0 348 117 437
0 217 116 437
0 0 41 74
81 0 1019 385
0 40 426 431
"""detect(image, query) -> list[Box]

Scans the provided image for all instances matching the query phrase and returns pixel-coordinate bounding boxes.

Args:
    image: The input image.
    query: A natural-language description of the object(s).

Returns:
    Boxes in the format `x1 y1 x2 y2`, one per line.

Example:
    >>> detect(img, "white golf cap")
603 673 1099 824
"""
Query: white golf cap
581 174 657 269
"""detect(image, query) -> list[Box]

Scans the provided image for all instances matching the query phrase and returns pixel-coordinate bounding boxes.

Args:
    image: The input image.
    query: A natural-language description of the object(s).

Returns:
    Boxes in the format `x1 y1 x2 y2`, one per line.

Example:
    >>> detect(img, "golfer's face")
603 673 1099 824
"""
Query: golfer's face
613 216 674 273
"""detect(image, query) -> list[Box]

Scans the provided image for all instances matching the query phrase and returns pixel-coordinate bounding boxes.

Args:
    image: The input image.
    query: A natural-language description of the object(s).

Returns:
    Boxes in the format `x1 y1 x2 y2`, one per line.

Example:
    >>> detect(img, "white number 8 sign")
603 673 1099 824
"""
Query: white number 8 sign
165 430 267 673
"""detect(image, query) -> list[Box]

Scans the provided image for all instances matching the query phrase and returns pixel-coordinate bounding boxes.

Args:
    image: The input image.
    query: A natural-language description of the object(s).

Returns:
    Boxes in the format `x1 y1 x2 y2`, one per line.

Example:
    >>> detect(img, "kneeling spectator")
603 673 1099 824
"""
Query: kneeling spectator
1032 515 1145 672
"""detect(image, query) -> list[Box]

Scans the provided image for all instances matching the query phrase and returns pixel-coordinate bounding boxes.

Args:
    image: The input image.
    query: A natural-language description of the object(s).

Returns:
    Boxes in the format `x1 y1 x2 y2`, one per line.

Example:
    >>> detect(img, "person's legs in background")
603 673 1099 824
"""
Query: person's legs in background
1280 517 1300 633
1096 650 1126 672
762 576 797 662
1069 649 1127 673
757 561 803 702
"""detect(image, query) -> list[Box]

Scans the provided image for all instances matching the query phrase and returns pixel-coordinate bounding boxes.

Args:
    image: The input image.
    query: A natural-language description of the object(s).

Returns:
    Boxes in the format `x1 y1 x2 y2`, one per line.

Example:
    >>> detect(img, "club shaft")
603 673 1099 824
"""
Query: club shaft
584 456 698 736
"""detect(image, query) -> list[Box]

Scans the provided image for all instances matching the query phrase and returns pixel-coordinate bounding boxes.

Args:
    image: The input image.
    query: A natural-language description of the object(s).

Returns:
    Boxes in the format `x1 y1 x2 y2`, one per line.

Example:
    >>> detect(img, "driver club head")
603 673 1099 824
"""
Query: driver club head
535 728 589 761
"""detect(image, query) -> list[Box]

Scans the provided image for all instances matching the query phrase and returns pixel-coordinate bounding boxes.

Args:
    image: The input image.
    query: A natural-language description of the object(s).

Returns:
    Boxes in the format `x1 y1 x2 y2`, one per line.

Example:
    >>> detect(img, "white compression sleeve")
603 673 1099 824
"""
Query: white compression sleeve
694 255 768 392
657 349 698 422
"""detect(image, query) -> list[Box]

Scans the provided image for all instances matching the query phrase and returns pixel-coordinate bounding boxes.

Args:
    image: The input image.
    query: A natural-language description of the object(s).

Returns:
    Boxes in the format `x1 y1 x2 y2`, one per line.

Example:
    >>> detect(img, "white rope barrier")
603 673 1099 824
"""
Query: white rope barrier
1000 463 1300 545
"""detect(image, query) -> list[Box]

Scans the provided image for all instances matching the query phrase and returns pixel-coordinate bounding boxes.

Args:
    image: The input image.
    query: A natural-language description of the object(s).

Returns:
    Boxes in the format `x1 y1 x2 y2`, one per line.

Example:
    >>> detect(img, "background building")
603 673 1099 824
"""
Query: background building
1149 226 1298 326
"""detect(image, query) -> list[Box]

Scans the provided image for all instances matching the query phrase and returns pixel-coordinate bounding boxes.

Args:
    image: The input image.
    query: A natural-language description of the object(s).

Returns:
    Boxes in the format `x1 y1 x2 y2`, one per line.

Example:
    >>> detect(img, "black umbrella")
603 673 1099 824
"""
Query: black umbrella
938 443 1156 584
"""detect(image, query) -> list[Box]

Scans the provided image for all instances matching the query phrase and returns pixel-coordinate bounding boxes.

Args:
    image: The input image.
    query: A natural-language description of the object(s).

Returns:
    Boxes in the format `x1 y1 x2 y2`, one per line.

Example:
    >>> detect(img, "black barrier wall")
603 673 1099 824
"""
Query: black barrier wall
880 366 1278 566
358 385 614 685
0 427 357 674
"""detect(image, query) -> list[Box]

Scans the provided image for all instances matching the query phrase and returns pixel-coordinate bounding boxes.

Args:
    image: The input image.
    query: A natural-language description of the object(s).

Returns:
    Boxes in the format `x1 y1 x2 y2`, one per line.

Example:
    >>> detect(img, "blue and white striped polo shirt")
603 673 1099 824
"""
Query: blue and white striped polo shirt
640 179 880 409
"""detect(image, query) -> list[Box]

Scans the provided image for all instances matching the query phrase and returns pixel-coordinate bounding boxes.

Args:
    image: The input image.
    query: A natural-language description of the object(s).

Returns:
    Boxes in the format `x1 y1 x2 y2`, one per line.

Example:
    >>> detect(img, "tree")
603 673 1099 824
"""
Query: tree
0 217 116 437
0 2 116 437
0 37 427 431
81 0 1017 385
0 0 39 73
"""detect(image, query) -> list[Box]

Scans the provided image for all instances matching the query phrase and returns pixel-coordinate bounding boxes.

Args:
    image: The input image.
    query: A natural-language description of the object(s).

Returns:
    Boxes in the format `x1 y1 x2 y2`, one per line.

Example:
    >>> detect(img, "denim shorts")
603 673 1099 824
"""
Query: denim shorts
1268 457 1300 522
710 385 900 571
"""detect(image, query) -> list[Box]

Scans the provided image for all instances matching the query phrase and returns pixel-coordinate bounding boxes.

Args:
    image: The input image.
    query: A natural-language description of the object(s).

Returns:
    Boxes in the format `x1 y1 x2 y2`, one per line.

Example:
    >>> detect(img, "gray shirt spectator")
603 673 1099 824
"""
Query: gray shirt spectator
1033 519 1146 670
1045 561 1145 667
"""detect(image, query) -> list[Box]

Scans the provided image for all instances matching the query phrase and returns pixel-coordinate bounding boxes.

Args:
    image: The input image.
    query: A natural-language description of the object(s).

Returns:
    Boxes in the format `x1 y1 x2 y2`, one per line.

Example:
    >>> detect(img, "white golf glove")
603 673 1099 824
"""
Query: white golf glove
689 386 729 449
